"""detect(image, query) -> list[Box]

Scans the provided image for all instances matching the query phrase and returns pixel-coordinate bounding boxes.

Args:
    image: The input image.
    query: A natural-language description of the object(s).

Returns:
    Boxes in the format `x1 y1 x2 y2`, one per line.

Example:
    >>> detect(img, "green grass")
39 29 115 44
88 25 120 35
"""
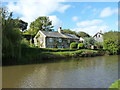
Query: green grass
43 49 100 59
109 80 120 89
3 47 105 66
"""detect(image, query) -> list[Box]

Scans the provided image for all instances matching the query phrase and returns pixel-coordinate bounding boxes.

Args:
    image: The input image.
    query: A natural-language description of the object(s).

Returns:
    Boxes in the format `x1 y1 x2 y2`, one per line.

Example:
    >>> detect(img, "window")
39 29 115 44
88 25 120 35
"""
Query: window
68 40 70 43
98 35 100 37
40 38 43 43
58 38 62 42
49 38 53 42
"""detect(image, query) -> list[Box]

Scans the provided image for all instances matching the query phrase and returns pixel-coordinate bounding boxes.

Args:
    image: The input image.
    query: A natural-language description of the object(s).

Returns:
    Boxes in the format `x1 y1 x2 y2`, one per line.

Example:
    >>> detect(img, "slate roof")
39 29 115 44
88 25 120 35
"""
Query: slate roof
41 31 79 39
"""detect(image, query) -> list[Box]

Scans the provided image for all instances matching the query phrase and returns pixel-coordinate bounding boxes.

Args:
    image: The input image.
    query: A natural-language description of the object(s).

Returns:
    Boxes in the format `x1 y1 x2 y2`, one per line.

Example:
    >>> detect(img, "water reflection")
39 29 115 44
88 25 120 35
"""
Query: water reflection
2 55 119 88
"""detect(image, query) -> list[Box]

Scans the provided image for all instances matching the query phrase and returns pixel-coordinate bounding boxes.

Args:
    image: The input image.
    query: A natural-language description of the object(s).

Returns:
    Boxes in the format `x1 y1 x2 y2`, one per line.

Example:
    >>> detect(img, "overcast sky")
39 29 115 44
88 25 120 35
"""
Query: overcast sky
2 0 118 36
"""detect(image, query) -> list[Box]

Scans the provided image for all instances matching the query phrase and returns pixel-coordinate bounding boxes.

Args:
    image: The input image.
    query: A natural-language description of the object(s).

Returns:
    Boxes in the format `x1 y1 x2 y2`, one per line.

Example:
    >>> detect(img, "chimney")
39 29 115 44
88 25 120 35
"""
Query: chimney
100 30 102 33
58 27 62 33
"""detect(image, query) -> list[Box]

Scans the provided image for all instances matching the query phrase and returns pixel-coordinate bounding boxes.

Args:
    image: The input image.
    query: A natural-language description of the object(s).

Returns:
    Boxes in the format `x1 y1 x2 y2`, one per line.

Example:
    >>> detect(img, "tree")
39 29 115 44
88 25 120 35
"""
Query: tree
77 31 90 38
2 8 22 60
84 37 96 49
13 19 28 32
103 31 120 54
27 16 54 36
62 29 77 36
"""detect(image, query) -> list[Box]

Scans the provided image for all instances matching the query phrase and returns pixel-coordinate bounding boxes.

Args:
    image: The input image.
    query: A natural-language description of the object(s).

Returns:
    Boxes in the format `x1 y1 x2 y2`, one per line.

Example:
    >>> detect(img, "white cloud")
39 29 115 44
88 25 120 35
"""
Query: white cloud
49 15 62 28
57 4 71 13
76 19 103 27
72 16 79 21
100 7 118 17
73 25 109 36
74 19 109 35
6 0 70 28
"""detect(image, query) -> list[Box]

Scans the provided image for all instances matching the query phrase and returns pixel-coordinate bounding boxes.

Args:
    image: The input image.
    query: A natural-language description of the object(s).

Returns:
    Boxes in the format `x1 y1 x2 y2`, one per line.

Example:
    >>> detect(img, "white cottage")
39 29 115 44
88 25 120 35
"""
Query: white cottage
93 30 103 42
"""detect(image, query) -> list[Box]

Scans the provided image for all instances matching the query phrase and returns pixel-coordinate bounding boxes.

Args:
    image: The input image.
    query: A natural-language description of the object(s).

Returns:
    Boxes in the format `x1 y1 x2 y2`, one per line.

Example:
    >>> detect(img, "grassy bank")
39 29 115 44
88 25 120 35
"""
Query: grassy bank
2 47 106 66
109 79 120 89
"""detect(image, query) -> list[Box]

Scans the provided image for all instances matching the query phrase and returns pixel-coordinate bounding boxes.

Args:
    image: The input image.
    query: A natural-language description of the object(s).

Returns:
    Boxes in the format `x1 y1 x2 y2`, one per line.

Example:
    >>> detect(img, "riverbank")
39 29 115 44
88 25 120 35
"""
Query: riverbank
109 79 120 89
2 47 107 66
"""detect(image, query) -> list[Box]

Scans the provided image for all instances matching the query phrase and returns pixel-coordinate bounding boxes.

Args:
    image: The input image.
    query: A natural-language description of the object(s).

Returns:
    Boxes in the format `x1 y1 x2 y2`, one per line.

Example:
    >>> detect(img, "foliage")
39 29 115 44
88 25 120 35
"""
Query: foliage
3 48 103 66
95 42 103 49
27 16 54 36
78 43 84 49
2 8 22 58
109 80 120 89
84 37 96 49
62 29 77 36
21 38 30 48
70 42 78 49
77 31 90 38
13 19 28 32
103 31 120 54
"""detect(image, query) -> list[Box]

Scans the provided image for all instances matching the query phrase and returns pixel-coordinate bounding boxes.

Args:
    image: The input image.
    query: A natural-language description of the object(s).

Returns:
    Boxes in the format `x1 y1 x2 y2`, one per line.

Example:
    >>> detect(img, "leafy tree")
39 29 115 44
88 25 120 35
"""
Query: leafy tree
62 29 78 36
103 31 120 54
77 31 90 38
13 19 28 32
2 8 22 60
27 16 54 36
84 37 96 49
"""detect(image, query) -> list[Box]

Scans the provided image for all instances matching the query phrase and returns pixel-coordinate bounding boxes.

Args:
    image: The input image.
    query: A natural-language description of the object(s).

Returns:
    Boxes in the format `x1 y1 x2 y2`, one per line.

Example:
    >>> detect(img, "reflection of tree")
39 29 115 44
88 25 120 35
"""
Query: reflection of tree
2 65 36 88
3 55 118 88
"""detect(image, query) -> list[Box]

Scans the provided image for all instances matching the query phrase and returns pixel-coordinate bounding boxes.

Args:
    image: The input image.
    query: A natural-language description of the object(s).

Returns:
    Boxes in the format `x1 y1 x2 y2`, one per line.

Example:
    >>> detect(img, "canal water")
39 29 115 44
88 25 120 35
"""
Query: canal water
2 55 119 88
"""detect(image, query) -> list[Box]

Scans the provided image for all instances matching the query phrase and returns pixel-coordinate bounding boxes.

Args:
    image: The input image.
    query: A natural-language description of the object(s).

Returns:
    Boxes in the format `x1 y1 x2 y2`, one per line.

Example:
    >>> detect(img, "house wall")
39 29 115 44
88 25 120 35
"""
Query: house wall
34 32 46 48
94 33 103 42
46 37 79 48
34 32 79 48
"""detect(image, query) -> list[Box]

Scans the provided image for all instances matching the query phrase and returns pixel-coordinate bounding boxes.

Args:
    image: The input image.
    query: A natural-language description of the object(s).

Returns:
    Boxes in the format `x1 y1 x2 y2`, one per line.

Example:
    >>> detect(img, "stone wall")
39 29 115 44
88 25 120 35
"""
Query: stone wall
46 37 79 48
94 33 103 42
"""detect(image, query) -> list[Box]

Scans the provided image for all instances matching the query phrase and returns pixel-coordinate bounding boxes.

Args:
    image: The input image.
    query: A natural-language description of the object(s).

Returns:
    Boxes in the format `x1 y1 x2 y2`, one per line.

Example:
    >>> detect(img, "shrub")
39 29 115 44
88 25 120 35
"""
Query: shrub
103 31 120 55
95 42 103 49
104 39 119 55
84 37 96 49
21 38 30 48
70 42 78 49
78 43 84 49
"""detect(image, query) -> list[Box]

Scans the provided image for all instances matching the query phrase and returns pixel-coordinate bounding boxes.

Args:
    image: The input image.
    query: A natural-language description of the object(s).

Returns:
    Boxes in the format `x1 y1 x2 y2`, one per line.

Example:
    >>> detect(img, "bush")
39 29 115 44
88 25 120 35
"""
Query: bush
70 42 78 49
95 42 103 49
78 43 84 49
84 37 96 49
104 39 119 55
103 31 120 55
21 38 30 48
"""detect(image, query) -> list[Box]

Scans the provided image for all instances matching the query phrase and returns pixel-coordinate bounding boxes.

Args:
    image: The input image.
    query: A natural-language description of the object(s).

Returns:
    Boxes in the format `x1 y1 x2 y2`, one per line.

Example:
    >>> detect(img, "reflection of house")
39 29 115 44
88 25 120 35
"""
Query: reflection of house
93 30 103 42
34 27 79 48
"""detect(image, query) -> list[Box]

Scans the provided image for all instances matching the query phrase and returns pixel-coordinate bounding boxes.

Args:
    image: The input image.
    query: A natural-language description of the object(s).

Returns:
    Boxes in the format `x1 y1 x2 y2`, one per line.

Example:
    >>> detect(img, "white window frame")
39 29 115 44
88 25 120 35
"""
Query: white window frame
49 38 53 42
58 38 62 42
68 40 70 43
